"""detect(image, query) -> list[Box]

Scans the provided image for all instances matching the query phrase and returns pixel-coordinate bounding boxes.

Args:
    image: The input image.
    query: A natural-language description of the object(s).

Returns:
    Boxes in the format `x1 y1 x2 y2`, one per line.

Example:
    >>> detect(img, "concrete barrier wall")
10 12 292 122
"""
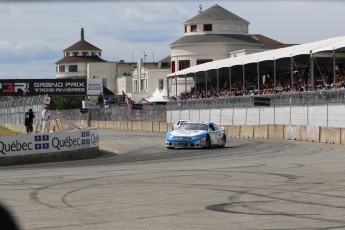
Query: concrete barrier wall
240 125 254 138
268 124 284 139
341 128 345 145
254 125 268 139
142 121 151 132
320 127 341 144
152 122 160 132
105 121 114 129
284 125 301 140
227 125 240 138
159 122 168 133
301 125 319 142
127 121 132 130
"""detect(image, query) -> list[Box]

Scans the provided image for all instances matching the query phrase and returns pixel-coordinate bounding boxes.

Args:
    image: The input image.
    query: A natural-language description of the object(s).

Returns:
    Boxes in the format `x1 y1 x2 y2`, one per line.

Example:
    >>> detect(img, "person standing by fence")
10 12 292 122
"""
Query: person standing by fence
41 106 51 133
24 108 35 134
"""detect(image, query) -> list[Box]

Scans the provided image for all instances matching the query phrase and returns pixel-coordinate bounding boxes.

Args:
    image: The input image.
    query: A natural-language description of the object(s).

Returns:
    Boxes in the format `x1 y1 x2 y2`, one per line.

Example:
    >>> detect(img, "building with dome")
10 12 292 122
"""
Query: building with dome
55 28 171 101
168 4 291 96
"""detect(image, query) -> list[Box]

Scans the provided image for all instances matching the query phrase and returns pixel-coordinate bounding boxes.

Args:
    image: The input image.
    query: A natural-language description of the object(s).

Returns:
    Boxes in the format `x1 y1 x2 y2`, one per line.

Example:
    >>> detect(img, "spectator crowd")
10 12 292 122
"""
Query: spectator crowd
172 66 345 101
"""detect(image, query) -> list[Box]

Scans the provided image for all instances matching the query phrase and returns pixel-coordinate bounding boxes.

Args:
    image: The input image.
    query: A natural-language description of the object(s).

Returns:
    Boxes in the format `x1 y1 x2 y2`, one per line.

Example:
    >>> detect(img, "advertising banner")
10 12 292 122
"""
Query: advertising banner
0 129 99 157
0 79 87 96
86 78 103 96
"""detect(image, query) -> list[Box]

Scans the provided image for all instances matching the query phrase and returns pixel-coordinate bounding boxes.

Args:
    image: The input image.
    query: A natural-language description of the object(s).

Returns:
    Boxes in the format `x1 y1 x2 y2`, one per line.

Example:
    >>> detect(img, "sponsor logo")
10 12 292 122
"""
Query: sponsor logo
0 140 33 155
35 135 50 150
0 82 29 93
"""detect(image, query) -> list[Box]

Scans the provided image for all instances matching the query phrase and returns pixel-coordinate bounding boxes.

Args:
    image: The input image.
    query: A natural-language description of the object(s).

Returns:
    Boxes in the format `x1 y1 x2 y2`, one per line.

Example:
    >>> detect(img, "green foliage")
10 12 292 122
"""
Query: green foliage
49 96 84 110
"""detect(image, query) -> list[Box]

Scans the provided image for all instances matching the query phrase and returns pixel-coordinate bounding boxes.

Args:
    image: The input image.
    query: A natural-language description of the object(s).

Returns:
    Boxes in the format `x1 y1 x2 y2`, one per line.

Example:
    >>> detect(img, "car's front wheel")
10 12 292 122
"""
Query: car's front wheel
220 135 226 147
205 135 211 148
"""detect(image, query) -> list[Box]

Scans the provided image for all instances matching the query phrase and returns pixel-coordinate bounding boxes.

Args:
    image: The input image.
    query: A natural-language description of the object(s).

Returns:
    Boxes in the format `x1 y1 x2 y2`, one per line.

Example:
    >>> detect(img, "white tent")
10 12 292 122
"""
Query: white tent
147 87 170 102
167 35 345 77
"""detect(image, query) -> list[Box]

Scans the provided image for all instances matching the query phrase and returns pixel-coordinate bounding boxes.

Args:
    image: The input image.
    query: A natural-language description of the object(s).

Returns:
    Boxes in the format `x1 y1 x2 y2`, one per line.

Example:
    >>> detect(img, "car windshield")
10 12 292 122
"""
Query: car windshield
179 123 208 131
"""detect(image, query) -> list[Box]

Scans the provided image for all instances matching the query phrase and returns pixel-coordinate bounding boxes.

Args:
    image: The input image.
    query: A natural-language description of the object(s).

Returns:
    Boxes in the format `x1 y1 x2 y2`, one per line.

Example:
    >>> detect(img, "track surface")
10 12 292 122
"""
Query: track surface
1 129 345 230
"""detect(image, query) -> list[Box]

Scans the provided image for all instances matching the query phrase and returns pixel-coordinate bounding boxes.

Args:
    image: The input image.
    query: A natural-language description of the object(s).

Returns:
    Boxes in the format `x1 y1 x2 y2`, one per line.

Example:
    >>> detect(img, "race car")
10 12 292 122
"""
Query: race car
165 121 226 149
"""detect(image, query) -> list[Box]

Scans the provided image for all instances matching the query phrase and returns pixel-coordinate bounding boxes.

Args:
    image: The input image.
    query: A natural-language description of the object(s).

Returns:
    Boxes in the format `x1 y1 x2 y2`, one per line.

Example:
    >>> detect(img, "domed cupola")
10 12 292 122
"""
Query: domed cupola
183 4 250 35
62 28 103 58
169 4 263 72
55 28 107 79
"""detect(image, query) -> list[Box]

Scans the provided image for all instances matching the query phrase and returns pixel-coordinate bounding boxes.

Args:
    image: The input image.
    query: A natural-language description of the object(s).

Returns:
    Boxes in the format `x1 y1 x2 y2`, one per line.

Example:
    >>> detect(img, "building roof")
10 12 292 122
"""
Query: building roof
158 55 171 63
55 55 107 64
185 4 248 24
253 34 296 49
170 34 262 47
63 40 102 52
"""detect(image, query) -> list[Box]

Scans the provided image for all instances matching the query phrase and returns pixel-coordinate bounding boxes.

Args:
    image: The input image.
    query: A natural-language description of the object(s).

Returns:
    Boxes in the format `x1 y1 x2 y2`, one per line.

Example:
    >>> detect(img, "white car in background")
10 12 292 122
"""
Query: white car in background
172 120 189 130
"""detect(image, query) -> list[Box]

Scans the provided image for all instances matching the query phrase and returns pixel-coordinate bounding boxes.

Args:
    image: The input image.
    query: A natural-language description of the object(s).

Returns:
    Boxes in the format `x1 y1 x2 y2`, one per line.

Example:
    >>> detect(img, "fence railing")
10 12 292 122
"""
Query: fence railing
1 89 345 126
166 89 345 110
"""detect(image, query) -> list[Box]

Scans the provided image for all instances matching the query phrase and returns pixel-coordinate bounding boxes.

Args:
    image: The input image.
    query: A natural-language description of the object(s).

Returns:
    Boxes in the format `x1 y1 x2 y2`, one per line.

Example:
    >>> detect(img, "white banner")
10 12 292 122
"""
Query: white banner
0 129 99 157
87 78 103 96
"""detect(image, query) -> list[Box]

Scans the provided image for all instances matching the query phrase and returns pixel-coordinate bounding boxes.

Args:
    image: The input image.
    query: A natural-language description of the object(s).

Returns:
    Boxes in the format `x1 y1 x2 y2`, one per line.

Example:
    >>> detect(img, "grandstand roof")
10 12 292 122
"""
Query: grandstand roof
168 35 345 77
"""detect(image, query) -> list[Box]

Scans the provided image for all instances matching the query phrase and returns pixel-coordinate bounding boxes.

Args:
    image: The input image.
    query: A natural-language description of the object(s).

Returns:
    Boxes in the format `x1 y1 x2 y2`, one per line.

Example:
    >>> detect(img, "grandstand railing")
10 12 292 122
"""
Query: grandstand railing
166 89 345 110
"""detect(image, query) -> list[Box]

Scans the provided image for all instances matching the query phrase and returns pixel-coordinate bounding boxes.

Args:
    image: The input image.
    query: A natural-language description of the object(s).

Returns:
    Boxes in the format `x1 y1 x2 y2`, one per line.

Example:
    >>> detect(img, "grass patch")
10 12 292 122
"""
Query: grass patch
0 125 23 136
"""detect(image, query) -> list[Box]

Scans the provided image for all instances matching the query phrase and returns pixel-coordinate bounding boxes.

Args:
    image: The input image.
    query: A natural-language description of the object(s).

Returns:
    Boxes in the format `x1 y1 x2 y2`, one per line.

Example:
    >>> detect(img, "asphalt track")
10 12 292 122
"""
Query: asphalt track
1 129 345 230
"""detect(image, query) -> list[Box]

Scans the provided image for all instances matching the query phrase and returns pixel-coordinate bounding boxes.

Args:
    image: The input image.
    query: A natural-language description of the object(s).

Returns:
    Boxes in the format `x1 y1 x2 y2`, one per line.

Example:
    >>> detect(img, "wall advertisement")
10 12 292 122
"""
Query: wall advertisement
0 79 103 96
86 78 103 96
0 129 99 157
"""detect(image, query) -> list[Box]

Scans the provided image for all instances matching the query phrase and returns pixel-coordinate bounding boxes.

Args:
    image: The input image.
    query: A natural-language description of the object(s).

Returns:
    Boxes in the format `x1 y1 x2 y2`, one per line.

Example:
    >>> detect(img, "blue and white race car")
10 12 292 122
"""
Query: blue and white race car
165 121 226 149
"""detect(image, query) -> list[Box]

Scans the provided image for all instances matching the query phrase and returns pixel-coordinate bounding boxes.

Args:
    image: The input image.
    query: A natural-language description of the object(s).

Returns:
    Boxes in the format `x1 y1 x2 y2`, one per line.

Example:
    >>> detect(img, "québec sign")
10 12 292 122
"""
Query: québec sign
0 129 99 156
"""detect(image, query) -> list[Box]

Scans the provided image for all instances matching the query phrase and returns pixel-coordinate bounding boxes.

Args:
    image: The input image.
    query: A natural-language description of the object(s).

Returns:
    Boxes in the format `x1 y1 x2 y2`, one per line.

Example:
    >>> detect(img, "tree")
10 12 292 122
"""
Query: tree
49 96 84 110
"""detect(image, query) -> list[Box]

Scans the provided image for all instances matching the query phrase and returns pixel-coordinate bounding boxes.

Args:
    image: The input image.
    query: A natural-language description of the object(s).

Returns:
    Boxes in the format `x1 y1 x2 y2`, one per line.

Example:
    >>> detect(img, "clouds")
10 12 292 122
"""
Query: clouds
0 1 344 79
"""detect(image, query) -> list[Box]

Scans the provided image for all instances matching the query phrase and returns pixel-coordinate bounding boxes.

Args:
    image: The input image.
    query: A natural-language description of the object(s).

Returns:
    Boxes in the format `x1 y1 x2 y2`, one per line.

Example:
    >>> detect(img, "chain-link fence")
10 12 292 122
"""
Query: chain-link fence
1 89 345 126
166 89 345 110
0 96 45 125
51 104 167 122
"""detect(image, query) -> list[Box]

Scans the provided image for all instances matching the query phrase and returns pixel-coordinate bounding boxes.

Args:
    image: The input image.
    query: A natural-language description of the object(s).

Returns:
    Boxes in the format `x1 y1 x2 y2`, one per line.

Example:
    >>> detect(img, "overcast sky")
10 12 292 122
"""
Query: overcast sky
0 0 344 79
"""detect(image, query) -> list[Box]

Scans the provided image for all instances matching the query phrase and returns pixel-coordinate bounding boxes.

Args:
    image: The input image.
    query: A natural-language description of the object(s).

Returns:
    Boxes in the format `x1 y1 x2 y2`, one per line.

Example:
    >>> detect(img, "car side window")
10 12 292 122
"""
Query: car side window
209 123 215 131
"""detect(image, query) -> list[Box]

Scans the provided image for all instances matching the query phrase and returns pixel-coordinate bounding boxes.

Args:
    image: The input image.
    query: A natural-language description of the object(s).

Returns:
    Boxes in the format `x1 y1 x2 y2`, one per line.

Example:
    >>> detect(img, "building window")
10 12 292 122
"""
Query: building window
82 52 88 56
59 65 65 72
179 60 190 70
197 59 213 65
160 62 170 68
68 65 78 72
140 79 145 91
133 80 137 92
203 24 212 31
73 52 79 56
184 26 187 33
171 61 175 73
190 25 197 32
158 79 164 90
